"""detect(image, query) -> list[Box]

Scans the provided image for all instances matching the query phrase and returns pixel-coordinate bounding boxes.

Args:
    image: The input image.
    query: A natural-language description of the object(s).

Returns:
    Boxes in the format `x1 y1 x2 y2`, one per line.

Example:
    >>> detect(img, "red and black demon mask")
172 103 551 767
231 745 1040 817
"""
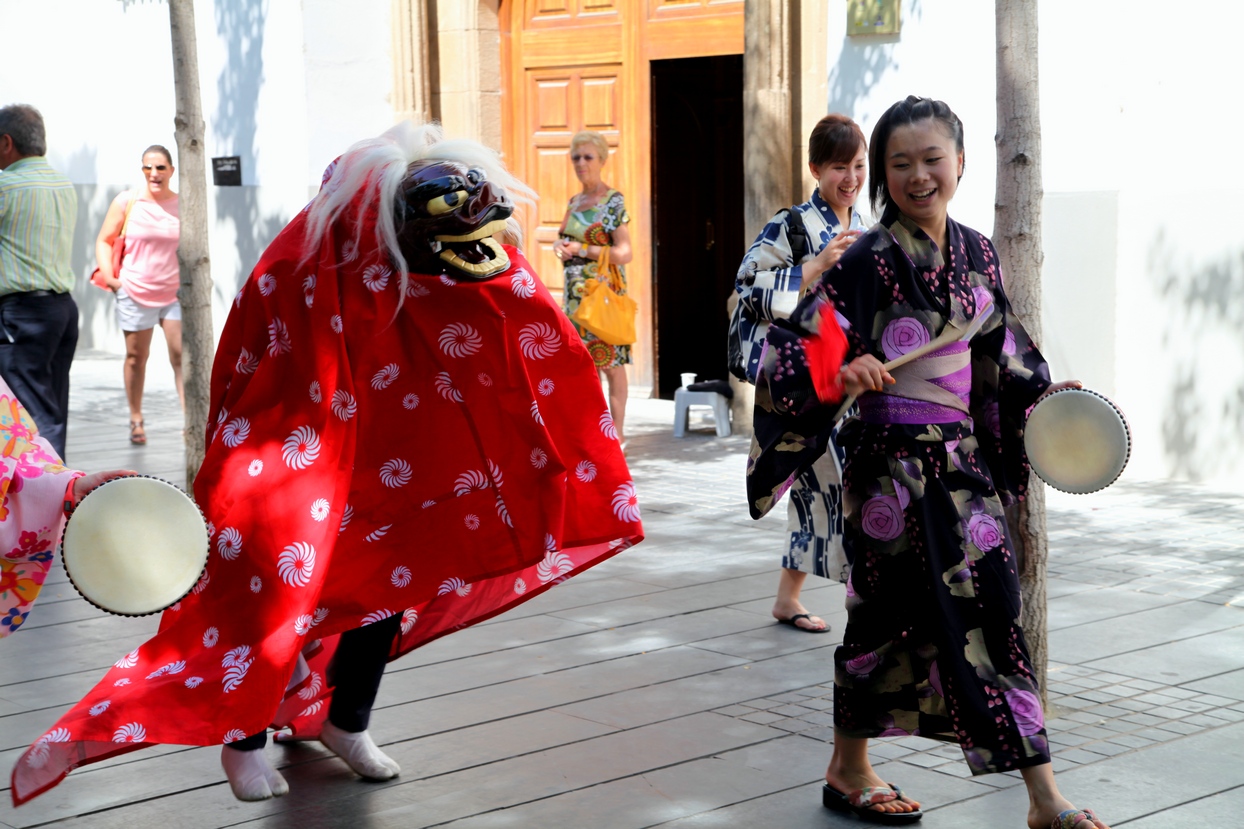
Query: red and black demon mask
395 160 514 280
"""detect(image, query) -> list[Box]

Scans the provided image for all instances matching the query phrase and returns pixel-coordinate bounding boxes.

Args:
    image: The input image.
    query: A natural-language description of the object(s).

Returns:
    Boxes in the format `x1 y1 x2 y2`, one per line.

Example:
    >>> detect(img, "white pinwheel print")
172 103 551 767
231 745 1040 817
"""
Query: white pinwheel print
575 460 598 483
537 551 574 583
365 524 392 542
538 378 555 396
599 411 618 440
248 459 264 476
310 498 331 522
146 661 186 680
221 417 251 448
330 314 344 333
362 264 391 292
303 274 316 307
257 273 276 296
339 504 354 532
217 527 242 560
361 609 393 626
203 626 219 648
113 722 147 743
331 390 357 420
401 608 418 633
439 274 457 287
298 671 322 700
518 322 561 359
544 533 559 552
530 400 544 425
277 542 316 587
380 459 412 488
114 678 131 687
372 363 400 390
301 700 324 717
223 729 248 744
487 459 505 487
391 566 412 588
513 577 527 595
27 728 72 769
435 372 463 402
235 348 258 375
511 268 536 298
403 393 420 410
496 496 512 527
437 577 467 596
439 323 483 358
477 372 493 387
267 318 292 356
612 481 641 523
250 576 262 593
530 447 548 469
283 426 321 469
309 380 322 403
405 279 430 298
89 700 111 716
115 649 139 669
454 469 488 496
463 514 480 530
222 645 254 693
185 676 204 688
293 614 315 636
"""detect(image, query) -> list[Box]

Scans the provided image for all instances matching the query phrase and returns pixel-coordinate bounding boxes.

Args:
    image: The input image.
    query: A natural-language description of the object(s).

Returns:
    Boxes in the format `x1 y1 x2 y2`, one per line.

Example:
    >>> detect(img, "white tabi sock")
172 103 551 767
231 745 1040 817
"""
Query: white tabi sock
320 721 400 780
221 744 290 801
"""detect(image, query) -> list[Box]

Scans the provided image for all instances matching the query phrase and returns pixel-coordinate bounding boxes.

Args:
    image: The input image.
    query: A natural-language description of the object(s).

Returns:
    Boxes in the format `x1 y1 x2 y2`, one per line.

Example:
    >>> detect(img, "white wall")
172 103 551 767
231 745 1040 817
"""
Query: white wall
825 0 1244 487
0 0 394 349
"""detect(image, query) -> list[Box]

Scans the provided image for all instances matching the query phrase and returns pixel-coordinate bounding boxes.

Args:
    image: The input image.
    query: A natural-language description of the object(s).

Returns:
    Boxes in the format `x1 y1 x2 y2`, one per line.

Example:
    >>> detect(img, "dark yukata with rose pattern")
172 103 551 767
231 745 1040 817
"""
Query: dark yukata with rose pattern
747 205 1053 775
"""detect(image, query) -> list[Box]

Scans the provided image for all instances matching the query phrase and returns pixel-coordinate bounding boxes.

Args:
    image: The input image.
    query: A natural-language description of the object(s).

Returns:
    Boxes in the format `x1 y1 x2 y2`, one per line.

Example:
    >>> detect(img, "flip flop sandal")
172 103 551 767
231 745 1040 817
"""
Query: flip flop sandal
129 419 147 445
1052 808 1099 829
823 783 923 825
777 613 830 633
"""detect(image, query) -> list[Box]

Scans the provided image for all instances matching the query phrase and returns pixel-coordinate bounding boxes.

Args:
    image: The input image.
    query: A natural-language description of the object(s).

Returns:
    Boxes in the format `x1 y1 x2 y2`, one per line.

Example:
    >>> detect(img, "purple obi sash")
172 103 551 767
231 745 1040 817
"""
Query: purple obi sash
858 342 971 425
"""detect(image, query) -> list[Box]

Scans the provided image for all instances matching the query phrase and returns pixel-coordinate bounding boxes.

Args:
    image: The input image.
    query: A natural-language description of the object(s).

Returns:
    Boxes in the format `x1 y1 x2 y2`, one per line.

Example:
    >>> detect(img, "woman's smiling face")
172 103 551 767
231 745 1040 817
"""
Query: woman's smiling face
883 118 963 239
812 143 867 217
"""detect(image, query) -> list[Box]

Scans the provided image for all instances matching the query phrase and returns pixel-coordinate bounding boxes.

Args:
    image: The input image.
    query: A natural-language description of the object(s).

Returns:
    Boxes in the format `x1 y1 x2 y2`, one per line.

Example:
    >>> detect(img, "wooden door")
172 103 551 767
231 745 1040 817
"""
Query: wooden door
502 0 743 395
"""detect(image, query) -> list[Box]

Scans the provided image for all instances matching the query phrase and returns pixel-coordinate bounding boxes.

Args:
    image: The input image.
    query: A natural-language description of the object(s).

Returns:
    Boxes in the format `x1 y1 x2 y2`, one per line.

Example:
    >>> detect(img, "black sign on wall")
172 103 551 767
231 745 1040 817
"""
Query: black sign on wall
212 156 242 186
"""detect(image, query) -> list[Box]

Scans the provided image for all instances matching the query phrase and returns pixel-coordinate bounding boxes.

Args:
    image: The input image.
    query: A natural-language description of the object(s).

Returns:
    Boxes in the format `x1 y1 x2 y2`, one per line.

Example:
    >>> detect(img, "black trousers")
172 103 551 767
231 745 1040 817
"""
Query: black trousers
0 292 78 460
232 614 401 751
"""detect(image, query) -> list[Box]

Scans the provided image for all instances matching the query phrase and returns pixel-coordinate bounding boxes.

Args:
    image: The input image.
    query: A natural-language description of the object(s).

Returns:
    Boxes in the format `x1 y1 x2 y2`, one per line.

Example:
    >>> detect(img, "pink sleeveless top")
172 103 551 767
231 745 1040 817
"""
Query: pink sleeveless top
117 192 180 307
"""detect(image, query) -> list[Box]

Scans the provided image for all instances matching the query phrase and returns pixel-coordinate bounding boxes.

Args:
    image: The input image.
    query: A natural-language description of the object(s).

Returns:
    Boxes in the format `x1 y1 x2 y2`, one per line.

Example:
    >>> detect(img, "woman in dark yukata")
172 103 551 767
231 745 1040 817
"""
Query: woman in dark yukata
748 96 1109 829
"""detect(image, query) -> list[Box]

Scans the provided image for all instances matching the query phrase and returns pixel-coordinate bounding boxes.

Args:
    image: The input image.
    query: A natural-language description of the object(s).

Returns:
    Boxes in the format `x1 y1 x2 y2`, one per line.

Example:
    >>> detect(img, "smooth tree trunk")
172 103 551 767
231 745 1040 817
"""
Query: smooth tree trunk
168 0 214 488
994 0 1050 705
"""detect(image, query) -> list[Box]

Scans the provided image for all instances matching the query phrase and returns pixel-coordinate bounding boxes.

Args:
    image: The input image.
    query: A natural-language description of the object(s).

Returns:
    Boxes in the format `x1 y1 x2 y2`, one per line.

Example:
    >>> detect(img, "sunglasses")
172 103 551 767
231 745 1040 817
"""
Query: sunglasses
142 165 170 172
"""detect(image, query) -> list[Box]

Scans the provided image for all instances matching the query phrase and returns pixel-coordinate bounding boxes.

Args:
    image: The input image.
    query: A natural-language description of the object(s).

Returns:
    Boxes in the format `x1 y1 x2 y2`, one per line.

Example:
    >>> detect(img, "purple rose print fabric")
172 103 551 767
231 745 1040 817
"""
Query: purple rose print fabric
746 205 1053 776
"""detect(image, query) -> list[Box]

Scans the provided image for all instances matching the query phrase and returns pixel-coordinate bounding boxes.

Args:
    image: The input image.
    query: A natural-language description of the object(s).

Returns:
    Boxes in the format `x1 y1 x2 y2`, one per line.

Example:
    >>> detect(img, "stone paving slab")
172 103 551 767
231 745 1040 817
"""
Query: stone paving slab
1 355 1242 828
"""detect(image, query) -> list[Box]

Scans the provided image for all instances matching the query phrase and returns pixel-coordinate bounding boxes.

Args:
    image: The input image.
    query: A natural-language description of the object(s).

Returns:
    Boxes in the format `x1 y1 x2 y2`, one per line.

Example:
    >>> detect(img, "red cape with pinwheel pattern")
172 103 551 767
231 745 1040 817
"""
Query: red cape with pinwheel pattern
12 203 642 805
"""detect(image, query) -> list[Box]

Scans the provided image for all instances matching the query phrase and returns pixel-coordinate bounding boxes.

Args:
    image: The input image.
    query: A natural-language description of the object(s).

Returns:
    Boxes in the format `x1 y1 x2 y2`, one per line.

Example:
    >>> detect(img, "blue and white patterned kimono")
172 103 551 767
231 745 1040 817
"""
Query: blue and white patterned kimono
733 189 867 582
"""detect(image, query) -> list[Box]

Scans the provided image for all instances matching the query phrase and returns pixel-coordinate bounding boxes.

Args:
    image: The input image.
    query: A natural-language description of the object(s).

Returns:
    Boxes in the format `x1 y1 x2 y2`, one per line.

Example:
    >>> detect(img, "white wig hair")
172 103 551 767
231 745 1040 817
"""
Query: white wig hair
303 121 535 281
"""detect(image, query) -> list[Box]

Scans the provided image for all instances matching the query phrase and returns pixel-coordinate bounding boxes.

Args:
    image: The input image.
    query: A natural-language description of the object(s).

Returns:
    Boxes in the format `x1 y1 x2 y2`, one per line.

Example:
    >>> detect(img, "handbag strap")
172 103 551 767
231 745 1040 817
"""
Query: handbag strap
119 191 138 236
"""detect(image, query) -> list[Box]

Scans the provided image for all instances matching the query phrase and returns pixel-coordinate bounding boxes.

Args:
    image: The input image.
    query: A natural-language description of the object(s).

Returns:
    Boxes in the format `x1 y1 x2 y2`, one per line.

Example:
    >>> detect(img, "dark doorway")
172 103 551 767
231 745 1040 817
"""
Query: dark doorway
650 55 744 400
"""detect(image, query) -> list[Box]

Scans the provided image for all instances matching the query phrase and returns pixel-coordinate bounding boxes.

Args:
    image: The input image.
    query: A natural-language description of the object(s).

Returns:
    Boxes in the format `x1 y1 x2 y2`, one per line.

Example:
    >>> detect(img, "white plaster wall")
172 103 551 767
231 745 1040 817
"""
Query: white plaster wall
0 0 394 358
825 0 1244 487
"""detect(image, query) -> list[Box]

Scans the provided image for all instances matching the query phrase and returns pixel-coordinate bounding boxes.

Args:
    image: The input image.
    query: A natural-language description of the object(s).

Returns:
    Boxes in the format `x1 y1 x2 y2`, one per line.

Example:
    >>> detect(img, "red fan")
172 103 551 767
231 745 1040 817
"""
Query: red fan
804 306 849 403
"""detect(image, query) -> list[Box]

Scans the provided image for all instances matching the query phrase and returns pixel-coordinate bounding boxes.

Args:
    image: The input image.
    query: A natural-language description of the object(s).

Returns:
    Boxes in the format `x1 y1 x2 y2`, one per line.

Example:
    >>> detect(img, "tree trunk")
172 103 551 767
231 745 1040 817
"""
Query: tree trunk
168 0 214 489
994 0 1050 706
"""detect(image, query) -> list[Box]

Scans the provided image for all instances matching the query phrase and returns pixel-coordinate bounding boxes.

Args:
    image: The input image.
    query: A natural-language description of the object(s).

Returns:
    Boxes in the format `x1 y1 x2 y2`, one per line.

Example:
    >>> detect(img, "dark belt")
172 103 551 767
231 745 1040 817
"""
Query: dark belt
0 290 57 304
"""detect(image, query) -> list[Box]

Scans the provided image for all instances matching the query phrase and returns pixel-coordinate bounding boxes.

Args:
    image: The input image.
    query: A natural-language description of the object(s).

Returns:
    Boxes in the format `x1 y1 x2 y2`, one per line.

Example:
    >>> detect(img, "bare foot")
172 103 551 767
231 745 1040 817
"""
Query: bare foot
1028 800 1109 829
825 766 920 816
772 602 827 631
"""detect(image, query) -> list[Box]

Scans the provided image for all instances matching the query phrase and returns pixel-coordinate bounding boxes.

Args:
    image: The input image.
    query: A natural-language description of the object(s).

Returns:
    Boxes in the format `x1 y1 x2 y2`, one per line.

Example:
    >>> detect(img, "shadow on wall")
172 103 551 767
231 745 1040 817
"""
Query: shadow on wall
66 142 129 353
826 0 922 123
1151 230 1244 481
212 0 288 299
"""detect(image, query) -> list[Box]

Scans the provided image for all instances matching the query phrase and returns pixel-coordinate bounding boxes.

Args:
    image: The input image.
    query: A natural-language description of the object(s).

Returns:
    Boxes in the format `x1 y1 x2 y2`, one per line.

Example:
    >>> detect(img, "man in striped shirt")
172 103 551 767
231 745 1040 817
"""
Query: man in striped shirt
0 104 78 459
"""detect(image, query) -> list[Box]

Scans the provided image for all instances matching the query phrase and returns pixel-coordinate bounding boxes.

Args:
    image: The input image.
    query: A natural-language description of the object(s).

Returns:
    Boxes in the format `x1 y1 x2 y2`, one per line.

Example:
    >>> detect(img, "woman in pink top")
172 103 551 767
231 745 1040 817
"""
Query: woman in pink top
94 145 184 445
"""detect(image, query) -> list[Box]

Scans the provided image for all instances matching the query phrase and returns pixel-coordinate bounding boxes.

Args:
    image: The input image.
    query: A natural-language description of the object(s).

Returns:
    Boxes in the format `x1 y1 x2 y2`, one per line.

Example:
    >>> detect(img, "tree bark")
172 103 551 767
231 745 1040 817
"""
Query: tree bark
995 0 1050 706
168 0 214 489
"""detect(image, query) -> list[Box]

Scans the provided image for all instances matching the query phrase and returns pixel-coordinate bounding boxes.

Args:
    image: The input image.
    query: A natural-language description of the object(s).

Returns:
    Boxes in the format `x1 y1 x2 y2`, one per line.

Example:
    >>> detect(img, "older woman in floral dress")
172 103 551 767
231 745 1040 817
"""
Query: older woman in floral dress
553 131 632 446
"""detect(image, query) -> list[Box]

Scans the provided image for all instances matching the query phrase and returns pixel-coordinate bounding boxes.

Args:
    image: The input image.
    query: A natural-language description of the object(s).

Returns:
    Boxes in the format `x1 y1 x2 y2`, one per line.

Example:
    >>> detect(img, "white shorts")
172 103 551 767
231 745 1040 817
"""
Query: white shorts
115 287 181 332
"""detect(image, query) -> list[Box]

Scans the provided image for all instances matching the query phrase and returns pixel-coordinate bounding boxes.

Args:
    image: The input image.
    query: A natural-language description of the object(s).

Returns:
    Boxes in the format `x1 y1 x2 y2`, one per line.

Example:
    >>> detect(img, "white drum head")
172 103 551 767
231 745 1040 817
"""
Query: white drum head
1024 388 1131 494
61 476 209 617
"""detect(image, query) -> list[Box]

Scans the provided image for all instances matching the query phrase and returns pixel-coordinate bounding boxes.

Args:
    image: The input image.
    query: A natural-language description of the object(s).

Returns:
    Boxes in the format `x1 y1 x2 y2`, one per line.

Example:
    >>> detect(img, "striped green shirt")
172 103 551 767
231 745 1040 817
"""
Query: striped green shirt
0 156 78 295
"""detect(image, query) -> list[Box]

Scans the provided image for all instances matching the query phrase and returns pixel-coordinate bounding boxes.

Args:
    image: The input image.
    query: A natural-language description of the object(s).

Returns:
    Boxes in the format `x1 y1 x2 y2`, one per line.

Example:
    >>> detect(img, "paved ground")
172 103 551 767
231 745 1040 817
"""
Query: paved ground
1 350 1241 828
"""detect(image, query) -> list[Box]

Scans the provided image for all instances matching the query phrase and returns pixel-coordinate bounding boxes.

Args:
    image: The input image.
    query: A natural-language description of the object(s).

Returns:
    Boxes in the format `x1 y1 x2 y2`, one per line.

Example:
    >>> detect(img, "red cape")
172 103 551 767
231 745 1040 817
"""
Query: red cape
13 204 642 805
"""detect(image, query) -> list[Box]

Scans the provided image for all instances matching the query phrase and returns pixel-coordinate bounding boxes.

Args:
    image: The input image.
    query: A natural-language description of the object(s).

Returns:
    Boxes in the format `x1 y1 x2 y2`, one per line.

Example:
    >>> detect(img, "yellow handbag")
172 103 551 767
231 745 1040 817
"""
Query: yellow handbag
572 246 637 346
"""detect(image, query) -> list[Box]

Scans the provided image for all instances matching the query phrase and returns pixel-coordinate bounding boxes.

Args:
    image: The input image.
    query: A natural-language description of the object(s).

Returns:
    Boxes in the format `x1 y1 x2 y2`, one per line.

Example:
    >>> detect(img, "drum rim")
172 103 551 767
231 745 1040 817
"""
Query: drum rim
1024 387 1132 494
60 474 209 618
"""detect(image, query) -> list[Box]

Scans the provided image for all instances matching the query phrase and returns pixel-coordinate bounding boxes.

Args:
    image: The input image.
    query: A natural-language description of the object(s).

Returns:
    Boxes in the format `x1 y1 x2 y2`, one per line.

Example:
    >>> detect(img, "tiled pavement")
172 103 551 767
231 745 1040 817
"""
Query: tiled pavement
0 351 1241 828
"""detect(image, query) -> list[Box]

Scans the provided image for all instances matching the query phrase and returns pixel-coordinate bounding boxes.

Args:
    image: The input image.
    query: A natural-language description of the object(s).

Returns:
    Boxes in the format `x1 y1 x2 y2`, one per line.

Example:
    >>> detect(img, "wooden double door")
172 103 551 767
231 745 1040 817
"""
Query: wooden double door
502 0 744 396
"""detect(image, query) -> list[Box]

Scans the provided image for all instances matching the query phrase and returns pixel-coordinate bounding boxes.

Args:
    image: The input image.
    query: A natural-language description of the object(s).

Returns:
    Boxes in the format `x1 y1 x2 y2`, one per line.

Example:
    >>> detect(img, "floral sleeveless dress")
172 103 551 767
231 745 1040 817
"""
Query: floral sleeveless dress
559 189 631 368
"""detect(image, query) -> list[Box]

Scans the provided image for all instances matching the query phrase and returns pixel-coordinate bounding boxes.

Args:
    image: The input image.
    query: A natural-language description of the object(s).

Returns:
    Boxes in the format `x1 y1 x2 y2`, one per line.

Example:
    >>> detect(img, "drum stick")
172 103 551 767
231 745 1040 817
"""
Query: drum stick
828 295 995 423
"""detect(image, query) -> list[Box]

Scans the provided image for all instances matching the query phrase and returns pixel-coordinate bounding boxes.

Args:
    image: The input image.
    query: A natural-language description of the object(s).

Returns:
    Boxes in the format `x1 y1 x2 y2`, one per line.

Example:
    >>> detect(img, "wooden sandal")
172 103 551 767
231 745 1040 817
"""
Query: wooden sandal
129 419 147 445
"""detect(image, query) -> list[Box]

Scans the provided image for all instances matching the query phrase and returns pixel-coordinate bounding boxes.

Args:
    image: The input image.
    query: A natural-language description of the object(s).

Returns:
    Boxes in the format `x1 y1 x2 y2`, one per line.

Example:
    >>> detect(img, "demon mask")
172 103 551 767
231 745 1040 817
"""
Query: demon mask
395 161 514 280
